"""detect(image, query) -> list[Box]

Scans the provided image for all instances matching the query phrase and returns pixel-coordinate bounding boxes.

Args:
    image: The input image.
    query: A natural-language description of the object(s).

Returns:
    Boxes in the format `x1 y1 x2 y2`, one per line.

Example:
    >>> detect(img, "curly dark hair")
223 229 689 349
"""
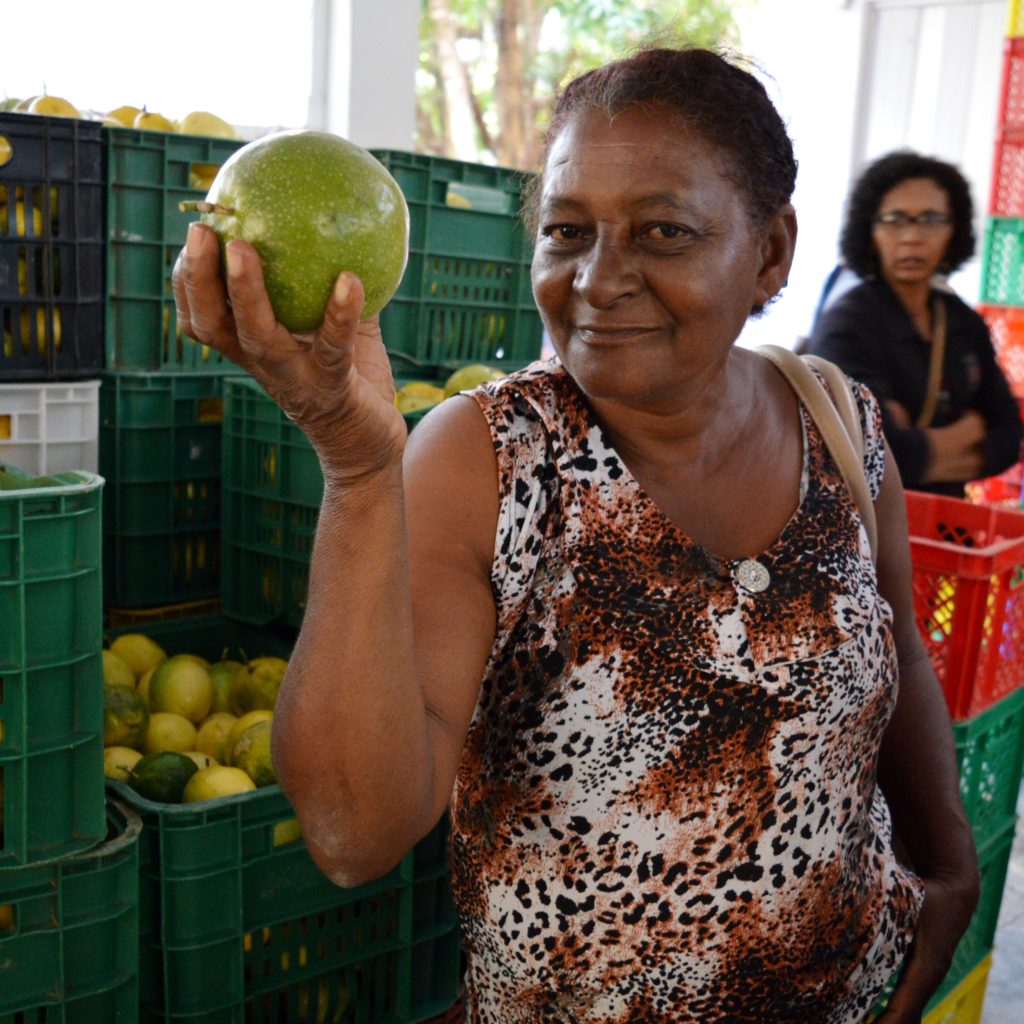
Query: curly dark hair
524 47 798 232
839 150 975 278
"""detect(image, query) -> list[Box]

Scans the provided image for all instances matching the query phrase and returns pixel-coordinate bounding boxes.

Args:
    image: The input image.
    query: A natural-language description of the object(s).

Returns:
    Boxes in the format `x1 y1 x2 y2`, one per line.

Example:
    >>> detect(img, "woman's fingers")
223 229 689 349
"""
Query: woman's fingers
223 239 304 369
313 272 365 372
173 223 244 365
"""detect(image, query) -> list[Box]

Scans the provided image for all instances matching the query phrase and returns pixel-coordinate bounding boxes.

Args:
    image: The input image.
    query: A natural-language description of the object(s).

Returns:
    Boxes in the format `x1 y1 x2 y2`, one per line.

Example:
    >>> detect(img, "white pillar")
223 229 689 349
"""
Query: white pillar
308 0 419 150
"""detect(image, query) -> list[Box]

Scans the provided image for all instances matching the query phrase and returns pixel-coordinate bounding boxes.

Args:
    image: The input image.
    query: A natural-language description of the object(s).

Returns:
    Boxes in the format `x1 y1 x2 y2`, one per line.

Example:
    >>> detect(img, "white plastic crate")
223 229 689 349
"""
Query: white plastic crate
0 380 100 474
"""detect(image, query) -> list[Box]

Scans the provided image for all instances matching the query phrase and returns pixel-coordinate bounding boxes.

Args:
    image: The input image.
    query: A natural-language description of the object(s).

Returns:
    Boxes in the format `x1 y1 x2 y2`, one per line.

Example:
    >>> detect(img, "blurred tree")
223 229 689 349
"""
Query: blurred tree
418 0 738 169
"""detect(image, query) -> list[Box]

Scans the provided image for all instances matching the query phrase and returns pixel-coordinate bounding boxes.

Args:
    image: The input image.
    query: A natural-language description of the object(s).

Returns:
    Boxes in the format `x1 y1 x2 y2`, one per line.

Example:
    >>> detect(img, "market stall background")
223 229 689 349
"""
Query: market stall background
3 1 1024 1023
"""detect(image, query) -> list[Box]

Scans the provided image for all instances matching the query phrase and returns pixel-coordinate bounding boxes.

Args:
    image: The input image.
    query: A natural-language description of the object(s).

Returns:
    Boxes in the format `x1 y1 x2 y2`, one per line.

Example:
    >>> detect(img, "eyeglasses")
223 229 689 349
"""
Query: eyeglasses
873 211 953 232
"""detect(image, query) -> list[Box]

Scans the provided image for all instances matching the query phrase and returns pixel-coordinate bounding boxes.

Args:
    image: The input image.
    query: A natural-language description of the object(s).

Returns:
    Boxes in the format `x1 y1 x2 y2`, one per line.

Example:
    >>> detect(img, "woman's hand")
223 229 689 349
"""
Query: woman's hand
172 222 408 486
875 874 979 1022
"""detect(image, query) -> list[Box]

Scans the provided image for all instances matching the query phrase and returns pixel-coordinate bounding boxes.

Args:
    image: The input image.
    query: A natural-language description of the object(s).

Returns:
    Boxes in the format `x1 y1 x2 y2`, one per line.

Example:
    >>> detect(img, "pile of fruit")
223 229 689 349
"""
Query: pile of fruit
102 632 287 804
0 93 237 138
394 362 506 415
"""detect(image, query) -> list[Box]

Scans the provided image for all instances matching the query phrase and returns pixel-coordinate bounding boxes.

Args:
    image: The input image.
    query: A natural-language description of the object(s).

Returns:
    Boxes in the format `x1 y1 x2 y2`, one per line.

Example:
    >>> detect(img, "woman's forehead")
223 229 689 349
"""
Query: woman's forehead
542 107 731 200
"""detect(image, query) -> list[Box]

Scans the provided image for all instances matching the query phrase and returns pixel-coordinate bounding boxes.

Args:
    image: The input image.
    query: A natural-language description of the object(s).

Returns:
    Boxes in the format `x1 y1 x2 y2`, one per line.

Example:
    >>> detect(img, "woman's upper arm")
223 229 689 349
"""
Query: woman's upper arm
402 395 501 819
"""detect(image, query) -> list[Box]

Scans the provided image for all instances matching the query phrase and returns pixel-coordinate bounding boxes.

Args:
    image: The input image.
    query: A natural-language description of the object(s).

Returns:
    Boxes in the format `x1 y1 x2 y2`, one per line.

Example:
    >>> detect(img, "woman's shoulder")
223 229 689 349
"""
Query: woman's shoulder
471 357 576 423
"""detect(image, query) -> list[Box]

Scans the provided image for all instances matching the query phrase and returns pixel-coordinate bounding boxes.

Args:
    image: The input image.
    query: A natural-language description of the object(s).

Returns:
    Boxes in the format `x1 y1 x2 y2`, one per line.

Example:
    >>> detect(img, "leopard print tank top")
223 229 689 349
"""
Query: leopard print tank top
450 359 924 1023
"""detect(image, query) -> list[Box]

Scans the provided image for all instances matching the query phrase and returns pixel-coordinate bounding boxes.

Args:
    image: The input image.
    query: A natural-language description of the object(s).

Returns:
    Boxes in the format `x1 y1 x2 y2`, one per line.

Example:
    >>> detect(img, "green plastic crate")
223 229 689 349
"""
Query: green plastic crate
370 149 543 370
0 467 105 867
871 819 1015 1017
220 370 446 629
0 796 141 1023
103 613 460 1024
105 127 243 372
953 686 1024 849
104 611 296 664
980 216 1024 305
941 820 1016 1001
100 371 238 607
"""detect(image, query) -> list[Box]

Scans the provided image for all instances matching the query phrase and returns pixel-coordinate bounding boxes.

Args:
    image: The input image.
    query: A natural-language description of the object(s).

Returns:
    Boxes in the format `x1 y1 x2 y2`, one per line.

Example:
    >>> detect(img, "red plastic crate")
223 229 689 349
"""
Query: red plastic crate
997 37 1024 131
979 304 1024 400
905 490 1024 719
990 130 1024 216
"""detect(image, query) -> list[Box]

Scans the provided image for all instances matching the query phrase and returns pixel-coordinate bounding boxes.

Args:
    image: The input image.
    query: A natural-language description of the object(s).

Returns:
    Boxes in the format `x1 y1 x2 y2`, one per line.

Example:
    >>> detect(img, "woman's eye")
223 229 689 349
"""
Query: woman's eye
646 223 688 240
542 224 585 242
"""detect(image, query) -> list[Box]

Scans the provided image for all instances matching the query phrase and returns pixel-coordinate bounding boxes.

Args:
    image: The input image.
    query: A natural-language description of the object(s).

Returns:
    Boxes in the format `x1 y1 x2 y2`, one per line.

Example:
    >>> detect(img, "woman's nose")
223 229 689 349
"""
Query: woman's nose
573 238 641 307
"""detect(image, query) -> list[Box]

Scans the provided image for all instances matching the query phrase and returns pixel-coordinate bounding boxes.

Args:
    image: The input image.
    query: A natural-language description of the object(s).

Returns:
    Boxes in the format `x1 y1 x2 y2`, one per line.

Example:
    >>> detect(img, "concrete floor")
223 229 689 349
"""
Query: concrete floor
979 786 1024 1022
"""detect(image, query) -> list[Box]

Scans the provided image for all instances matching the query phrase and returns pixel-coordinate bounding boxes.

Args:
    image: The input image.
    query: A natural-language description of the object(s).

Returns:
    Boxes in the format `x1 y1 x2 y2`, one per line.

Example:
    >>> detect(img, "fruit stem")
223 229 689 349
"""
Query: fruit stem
178 199 236 215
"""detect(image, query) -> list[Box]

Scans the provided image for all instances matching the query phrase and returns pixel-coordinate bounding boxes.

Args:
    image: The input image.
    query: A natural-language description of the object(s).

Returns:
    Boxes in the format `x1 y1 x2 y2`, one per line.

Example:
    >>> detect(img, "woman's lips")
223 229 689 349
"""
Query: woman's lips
575 326 659 344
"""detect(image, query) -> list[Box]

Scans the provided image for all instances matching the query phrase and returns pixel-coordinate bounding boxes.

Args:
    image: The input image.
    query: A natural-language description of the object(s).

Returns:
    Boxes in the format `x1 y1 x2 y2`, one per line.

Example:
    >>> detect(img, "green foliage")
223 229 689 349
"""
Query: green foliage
418 0 738 167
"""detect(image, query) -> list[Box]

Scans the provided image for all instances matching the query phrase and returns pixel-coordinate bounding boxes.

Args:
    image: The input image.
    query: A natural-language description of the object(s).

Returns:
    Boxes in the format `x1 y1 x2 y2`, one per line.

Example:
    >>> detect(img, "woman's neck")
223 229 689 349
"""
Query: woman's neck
887 277 934 338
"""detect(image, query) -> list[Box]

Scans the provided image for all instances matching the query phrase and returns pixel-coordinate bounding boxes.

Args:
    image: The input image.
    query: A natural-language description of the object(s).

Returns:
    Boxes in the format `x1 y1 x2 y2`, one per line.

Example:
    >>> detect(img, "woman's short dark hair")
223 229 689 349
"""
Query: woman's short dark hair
839 151 976 277
531 47 798 230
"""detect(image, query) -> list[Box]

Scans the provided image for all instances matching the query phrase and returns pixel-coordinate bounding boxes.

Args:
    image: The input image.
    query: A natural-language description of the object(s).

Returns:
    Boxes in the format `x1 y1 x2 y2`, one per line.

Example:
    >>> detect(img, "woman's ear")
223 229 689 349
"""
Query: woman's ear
753 204 797 308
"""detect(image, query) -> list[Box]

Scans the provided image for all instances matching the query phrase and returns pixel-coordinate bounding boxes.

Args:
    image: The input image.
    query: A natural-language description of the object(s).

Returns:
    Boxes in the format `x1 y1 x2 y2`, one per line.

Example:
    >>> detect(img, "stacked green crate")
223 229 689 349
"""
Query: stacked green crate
100 372 226 608
0 468 105 866
0 799 141 1022
220 367 449 630
101 127 245 614
103 614 461 1024
370 150 543 372
902 484 1024 1005
0 469 142 1021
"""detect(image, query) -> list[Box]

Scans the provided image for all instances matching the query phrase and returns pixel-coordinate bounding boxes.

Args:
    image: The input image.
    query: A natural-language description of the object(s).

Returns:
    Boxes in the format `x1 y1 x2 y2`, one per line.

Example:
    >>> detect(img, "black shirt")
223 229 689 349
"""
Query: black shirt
806 277 1022 496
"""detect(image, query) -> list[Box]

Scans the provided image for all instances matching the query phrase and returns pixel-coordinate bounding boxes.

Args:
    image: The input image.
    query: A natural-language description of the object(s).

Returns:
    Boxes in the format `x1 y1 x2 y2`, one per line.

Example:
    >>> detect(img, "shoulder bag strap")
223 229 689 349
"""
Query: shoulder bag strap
914 298 947 429
756 344 878 564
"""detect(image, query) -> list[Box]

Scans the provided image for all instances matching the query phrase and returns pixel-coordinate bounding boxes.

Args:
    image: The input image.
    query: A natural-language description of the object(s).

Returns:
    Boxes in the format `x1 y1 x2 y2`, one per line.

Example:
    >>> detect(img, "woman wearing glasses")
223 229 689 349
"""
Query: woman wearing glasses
806 151 1021 496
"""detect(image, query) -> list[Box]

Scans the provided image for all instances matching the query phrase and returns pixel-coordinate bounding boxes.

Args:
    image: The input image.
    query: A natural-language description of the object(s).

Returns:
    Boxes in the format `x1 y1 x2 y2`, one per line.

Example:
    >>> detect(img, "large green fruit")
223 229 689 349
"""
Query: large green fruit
196 129 409 330
128 750 199 804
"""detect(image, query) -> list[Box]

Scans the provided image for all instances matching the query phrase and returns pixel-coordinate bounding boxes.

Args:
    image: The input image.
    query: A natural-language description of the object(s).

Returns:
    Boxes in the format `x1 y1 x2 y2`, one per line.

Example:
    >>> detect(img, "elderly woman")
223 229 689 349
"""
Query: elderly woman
174 48 977 1024
807 151 1022 496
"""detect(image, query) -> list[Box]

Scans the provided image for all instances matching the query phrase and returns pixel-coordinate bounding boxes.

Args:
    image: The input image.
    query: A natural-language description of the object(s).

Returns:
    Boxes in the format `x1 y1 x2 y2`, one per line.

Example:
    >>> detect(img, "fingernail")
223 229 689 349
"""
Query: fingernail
186 222 202 257
334 274 350 304
226 242 242 280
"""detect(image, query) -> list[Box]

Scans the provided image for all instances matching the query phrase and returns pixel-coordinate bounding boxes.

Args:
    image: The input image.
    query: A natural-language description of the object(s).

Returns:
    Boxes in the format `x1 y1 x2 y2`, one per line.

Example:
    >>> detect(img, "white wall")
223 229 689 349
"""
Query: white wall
308 0 420 149
734 0 1006 351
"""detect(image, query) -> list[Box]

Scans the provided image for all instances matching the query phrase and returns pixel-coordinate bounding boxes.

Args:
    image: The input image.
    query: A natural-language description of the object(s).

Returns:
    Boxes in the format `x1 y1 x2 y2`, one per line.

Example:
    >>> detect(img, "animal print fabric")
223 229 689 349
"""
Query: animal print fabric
451 359 924 1023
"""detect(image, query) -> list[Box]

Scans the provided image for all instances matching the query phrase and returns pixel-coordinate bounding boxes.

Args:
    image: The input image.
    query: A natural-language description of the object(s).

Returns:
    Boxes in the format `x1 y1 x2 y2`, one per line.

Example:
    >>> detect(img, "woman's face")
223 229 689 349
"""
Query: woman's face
531 104 793 407
871 177 954 288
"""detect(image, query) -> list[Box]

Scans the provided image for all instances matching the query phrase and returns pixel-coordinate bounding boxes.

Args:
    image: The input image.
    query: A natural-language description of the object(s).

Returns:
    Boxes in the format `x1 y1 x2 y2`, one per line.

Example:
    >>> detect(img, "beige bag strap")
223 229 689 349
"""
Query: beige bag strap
756 344 878 564
915 299 947 429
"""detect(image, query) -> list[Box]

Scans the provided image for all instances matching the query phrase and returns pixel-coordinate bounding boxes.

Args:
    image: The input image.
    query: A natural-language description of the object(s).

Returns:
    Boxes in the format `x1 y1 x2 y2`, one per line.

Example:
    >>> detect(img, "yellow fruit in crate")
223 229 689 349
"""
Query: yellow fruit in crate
225 710 273 764
103 745 144 781
230 657 288 714
182 765 256 802
195 711 237 763
230 719 276 787
110 633 167 681
142 711 198 755
8 200 44 238
208 659 244 713
177 111 237 139
102 650 137 689
443 363 505 398
106 105 141 128
296 975 349 1024
182 750 217 771
0 903 13 932
179 652 210 669
394 381 445 415
148 655 213 723
133 108 174 132
103 685 150 748
28 94 80 119
137 666 155 705
189 162 222 191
